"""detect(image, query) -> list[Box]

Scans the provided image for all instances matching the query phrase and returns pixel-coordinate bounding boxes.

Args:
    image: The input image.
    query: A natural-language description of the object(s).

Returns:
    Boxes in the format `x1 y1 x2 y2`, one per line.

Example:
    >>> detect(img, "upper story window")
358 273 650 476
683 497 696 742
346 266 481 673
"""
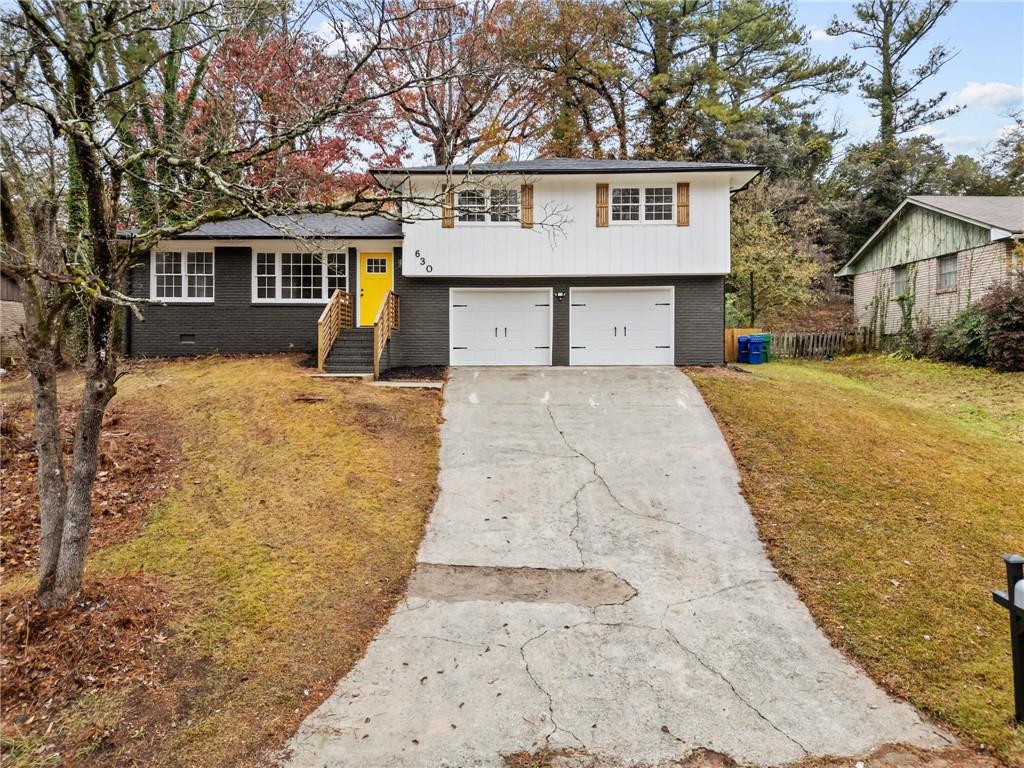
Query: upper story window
253 251 346 303
153 250 214 302
892 265 909 297
457 190 486 222
937 254 957 292
612 186 673 223
458 188 521 223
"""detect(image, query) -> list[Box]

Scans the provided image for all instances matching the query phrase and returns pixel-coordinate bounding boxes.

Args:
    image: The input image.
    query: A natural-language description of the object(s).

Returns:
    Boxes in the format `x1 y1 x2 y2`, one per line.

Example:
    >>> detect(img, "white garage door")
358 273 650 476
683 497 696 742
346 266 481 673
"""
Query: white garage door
450 288 552 366
570 287 674 366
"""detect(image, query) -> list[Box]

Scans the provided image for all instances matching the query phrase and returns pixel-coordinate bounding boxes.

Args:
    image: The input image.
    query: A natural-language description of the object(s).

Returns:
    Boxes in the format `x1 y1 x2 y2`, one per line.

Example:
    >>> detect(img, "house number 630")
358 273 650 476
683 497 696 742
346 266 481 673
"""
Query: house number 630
416 250 433 273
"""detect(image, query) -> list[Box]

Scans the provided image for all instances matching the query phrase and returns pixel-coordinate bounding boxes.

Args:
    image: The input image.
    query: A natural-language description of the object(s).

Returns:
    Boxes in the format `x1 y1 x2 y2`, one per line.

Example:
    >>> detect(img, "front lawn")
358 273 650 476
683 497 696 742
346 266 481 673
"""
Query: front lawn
689 356 1024 766
0 356 441 767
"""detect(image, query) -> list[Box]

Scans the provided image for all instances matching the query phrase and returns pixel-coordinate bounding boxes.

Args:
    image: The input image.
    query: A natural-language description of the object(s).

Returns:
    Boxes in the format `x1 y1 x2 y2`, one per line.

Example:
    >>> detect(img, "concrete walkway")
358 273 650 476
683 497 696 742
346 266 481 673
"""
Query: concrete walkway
282 367 949 767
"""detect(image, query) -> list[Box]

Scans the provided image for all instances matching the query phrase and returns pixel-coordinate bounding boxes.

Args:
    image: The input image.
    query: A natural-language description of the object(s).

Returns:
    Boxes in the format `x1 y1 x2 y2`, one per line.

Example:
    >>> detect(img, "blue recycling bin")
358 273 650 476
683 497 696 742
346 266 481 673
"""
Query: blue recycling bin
737 335 751 364
748 336 764 365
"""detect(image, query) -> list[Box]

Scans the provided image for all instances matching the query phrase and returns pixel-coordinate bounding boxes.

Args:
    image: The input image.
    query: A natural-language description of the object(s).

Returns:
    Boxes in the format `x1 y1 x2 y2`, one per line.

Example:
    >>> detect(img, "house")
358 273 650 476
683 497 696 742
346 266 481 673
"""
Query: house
1 271 24 364
837 196 1023 334
125 158 761 372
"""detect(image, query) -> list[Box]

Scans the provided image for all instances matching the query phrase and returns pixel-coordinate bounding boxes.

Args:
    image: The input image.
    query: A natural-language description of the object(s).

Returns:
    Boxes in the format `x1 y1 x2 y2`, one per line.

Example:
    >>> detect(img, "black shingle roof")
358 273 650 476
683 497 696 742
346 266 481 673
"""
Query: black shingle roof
172 213 402 239
373 158 762 176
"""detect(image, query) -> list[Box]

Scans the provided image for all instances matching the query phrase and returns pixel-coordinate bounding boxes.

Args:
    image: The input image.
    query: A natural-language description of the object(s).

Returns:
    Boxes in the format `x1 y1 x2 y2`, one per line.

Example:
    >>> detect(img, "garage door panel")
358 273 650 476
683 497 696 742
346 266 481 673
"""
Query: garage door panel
450 289 551 366
570 287 673 366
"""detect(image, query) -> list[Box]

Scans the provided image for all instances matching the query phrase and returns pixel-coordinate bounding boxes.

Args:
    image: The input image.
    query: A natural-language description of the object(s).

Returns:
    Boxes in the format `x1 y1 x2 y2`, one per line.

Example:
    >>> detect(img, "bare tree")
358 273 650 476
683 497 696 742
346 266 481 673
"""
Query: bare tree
363 0 548 164
0 0 479 606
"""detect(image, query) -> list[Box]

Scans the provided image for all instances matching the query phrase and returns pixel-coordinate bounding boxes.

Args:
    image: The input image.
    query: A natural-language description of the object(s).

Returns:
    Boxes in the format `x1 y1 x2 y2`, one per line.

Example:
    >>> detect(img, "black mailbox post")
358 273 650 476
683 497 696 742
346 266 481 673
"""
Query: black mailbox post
992 553 1024 724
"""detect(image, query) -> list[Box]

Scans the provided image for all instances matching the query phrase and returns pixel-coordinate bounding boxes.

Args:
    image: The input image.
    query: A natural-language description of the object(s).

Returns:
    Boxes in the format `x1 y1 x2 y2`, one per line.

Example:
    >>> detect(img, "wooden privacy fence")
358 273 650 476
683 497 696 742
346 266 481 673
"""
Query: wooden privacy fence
724 328 762 363
770 328 875 359
725 327 877 362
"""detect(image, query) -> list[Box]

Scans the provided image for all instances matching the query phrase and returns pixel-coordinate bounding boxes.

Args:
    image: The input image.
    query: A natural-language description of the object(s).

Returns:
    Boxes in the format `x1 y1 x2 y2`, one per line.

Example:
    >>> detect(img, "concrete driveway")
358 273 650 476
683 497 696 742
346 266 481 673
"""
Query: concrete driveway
283 367 949 767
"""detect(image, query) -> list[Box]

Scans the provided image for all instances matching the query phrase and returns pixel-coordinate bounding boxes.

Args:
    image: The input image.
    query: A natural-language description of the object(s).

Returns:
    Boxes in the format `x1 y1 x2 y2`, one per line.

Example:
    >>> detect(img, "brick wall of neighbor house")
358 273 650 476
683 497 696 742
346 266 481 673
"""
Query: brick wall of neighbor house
853 240 1017 334
126 246 358 358
389 268 725 367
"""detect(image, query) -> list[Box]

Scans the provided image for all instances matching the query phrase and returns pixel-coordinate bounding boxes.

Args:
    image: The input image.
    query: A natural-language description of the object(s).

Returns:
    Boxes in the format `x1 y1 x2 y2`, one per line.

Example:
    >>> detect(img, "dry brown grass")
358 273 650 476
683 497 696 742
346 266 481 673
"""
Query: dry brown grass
689 356 1024 767
0 355 441 767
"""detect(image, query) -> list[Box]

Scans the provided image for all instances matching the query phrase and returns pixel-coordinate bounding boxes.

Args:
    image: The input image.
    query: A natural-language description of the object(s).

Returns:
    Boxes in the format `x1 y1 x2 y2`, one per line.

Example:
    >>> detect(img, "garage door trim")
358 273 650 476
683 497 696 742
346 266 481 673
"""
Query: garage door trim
448 287 554 366
568 285 675 366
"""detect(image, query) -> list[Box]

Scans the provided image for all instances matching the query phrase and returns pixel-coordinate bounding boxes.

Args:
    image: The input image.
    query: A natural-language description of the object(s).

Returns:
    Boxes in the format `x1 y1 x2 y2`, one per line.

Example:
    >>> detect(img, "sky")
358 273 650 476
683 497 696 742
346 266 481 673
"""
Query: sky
795 0 1024 159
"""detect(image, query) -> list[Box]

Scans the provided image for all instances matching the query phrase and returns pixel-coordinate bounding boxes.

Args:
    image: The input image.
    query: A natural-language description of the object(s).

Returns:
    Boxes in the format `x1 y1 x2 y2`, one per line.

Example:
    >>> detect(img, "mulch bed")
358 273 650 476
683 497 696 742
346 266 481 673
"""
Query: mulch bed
0 398 181 575
0 575 177 726
379 365 448 382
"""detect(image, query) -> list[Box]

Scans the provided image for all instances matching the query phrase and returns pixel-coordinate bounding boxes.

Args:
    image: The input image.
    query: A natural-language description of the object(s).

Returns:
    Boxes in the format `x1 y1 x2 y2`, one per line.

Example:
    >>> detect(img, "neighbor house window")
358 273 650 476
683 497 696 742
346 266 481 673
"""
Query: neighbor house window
644 187 673 221
153 250 214 301
611 187 640 221
457 190 486 222
892 265 909 297
253 252 348 303
937 254 957 291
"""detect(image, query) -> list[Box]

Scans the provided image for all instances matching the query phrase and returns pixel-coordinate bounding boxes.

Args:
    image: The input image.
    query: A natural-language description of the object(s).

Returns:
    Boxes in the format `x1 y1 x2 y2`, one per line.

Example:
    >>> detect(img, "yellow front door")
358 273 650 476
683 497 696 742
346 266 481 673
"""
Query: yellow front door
358 252 392 326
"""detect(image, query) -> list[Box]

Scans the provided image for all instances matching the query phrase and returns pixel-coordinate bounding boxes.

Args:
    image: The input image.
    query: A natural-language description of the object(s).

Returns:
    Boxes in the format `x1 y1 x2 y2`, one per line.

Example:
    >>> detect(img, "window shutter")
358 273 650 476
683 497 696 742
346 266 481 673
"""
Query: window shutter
520 184 534 229
676 182 690 226
596 183 609 227
442 185 455 229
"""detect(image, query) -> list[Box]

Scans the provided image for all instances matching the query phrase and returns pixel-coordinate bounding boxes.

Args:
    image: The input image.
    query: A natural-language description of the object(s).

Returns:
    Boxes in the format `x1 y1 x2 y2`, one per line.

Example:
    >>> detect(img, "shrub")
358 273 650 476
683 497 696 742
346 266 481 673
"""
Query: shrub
977 279 1024 372
934 308 989 367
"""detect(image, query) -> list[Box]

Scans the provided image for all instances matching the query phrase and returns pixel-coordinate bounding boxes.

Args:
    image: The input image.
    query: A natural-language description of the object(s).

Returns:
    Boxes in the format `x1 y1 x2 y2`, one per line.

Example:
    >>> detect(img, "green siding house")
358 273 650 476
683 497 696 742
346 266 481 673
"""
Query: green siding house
838 196 1023 334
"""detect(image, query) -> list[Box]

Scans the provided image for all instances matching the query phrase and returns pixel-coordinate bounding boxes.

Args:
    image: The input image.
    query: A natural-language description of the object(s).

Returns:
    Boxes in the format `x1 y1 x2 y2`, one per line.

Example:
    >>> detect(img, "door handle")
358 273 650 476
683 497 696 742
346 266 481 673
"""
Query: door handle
494 327 498 337
614 326 617 336
624 326 627 337
504 327 507 338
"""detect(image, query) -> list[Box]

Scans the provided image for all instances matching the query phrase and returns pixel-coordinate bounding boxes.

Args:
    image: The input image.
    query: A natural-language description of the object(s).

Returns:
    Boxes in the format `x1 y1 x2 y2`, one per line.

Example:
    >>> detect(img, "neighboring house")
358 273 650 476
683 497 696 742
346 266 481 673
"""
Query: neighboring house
838 196 1023 334
1 272 24 364
125 158 761 372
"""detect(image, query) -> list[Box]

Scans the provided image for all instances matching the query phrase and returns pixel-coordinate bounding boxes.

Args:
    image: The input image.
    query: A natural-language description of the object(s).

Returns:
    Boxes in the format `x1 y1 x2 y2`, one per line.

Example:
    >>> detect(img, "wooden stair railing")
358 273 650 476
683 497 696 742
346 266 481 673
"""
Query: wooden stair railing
372 291 400 380
317 289 354 370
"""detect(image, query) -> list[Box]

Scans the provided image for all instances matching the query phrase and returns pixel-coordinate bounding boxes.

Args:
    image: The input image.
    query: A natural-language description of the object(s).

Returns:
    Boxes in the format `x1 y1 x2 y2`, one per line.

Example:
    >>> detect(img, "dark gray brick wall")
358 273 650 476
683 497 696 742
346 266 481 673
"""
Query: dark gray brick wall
126 243 724 366
126 246 358 357
392 256 724 367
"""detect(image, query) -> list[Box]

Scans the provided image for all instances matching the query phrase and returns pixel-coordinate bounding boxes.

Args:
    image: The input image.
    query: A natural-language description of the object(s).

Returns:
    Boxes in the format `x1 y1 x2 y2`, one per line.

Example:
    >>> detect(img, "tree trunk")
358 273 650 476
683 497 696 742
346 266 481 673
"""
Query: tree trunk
25 338 68 604
51 266 120 602
878 0 896 145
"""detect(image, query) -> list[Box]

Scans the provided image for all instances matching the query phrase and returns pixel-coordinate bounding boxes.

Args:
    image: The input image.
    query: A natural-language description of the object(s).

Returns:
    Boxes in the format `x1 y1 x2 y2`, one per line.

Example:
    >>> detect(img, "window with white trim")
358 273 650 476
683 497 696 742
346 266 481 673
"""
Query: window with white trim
611 188 640 221
365 257 388 274
490 189 520 222
326 253 347 294
611 186 675 223
153 250 214 301
252 252 348 303
457 189 486 222
644 187 673 221
937 254 957 291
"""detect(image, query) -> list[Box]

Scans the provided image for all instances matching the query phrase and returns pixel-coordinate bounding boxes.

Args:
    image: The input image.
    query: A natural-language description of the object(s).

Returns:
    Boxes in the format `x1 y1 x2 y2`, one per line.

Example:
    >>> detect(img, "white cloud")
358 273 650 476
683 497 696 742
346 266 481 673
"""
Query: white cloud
949 81 1024 112
809 27 832 42
911 125 980 150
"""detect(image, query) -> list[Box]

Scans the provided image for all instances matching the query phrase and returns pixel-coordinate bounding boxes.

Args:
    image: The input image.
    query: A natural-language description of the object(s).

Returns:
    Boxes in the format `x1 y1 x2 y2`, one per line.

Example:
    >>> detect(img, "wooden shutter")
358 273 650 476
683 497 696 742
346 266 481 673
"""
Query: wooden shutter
442 185 455 229
676 182 690 227
596 183 609 227
520 184 534 229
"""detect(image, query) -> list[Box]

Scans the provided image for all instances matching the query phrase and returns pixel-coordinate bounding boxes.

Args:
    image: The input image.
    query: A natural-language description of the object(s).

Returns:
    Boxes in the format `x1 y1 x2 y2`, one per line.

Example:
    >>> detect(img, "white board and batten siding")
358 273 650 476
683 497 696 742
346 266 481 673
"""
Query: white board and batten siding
402 174 733 277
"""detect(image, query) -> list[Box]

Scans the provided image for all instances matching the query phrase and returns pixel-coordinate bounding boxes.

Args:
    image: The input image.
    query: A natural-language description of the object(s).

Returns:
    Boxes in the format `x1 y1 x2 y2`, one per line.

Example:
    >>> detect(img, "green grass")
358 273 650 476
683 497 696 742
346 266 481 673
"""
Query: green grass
2 355 441 767
689 356 1024 766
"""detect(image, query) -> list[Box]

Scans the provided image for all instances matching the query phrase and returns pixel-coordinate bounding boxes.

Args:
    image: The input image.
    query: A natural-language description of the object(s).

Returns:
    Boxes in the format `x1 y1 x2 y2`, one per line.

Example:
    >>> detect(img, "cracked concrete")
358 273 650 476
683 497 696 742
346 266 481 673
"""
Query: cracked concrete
281 367 949 767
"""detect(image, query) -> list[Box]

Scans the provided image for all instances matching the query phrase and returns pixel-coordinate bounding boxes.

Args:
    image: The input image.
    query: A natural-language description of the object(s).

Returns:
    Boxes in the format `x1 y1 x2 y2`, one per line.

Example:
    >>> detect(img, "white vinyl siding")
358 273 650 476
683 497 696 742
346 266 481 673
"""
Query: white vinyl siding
152 250 214 302
403 173 732 277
